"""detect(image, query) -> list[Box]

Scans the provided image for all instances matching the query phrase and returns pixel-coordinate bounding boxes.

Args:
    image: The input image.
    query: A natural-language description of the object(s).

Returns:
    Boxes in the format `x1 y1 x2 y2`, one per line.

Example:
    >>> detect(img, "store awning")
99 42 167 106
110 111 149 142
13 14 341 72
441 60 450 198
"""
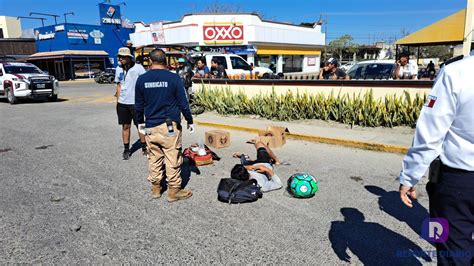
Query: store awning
396 9 466 46
256 45 322 55
28 50 109 60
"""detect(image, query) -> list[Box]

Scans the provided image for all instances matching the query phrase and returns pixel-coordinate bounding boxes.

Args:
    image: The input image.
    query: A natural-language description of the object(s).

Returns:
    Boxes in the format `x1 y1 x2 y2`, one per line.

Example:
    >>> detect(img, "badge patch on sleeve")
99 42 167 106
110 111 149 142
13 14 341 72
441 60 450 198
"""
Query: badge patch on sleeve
425 95 437 108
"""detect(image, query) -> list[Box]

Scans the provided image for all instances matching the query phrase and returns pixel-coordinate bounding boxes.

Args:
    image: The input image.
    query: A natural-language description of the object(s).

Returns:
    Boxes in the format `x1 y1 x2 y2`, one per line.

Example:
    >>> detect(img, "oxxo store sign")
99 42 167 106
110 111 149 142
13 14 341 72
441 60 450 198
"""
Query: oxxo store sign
203 23 244 44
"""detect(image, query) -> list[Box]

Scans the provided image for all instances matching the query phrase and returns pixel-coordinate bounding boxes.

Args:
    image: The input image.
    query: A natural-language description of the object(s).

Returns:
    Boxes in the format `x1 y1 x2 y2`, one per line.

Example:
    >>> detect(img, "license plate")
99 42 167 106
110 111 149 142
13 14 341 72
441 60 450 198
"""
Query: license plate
36 84 46 89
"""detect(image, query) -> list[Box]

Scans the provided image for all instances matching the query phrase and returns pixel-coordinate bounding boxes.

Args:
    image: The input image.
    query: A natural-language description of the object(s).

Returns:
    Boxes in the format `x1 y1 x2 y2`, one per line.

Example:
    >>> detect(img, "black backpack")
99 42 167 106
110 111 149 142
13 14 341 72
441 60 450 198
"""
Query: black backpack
217 178 263 204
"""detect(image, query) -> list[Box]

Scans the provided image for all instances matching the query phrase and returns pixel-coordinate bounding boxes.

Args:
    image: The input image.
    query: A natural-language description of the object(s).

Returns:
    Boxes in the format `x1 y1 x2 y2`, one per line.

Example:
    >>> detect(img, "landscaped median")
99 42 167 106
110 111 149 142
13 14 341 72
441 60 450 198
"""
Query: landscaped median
193 86 426 128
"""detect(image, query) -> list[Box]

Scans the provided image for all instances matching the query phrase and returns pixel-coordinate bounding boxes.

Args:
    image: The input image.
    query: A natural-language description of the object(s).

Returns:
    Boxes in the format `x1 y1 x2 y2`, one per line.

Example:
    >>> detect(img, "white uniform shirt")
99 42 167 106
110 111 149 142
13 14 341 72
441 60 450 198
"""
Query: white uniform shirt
399 56 474 187
396 62 418 79
116 63 146 105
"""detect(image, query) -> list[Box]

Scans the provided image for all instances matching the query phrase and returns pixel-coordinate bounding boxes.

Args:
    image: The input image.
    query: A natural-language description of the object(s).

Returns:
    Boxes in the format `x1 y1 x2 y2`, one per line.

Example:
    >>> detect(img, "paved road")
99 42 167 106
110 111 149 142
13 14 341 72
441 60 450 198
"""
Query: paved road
0 82 435 264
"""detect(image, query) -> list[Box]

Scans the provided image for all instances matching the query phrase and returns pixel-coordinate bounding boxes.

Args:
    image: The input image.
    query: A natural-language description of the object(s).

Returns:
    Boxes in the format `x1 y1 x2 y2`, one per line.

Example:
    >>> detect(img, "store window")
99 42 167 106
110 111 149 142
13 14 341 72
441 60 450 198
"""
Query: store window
256 55 278 73
283 55 304 73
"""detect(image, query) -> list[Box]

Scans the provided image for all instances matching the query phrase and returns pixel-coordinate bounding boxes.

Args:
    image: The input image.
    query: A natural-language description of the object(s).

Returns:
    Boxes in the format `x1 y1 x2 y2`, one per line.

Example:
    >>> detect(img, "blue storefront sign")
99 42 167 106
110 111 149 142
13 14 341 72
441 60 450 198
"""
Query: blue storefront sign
99 3 122 26
33 3 133 67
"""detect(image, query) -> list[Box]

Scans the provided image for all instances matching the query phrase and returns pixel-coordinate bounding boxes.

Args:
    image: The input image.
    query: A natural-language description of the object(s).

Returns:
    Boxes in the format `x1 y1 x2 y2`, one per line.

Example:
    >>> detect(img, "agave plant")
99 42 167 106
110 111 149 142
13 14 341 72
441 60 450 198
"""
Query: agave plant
193 86 425 128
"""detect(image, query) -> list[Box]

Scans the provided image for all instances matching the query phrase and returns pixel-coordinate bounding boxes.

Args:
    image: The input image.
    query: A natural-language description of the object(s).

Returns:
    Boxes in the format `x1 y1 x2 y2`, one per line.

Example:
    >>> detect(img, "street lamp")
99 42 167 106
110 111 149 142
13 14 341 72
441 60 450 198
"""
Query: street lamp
17 16 46 27
64 12 74 24
29 12 60 25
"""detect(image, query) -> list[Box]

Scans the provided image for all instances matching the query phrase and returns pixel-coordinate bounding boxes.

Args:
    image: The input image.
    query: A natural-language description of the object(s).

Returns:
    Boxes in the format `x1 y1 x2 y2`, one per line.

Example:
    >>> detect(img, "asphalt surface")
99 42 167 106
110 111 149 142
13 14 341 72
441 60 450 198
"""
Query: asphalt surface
0 81 435 264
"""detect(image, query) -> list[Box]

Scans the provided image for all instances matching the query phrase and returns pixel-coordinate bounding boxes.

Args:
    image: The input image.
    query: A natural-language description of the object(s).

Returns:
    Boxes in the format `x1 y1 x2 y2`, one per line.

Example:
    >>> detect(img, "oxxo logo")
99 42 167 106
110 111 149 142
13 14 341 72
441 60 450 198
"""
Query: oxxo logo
203 23 244 44
422 218 449 243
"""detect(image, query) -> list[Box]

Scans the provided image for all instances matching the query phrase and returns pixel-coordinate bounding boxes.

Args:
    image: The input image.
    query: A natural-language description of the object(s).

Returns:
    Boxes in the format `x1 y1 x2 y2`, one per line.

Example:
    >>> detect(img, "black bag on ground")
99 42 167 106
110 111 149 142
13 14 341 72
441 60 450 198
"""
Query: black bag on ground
217 178 262 204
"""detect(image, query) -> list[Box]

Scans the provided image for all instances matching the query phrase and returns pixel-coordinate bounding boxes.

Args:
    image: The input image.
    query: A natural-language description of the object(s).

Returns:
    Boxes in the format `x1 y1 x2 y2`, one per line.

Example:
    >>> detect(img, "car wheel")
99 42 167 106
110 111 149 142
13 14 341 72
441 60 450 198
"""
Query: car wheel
107 76 114 83
49 94 58 102
6 88 17 105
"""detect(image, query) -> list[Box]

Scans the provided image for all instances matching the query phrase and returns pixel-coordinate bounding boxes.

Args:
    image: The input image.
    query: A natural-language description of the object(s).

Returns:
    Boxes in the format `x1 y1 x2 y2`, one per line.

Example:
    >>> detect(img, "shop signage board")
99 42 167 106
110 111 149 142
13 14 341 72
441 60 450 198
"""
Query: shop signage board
35 30 55 40
150 22 166 44
99 3 122 25
203 23 244 44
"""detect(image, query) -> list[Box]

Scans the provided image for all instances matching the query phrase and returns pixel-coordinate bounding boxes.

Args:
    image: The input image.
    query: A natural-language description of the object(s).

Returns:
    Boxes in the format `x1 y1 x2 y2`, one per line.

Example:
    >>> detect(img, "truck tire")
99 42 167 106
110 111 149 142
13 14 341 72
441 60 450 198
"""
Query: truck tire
6 87 17 105
49 94 58 102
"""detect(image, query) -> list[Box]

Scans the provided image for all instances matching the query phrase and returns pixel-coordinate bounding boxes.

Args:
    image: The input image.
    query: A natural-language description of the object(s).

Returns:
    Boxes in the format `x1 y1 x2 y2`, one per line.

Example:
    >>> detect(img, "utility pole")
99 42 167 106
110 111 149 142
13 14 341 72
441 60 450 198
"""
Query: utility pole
324 13 328 61
462 0 474 55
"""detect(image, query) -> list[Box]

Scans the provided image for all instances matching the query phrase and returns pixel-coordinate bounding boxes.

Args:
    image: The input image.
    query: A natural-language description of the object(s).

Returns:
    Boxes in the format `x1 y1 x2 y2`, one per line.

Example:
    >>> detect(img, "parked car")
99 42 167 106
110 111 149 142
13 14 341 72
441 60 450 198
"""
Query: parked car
94 68 116 84
346 60 395 80
193 53 273 78
340 61 357 72
0 62 59 104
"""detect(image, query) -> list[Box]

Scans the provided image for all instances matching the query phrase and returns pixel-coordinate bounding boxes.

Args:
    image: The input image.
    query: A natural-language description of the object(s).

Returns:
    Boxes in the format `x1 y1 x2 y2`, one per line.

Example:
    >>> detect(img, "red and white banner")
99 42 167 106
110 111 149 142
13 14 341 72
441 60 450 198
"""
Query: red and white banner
203 23 244 44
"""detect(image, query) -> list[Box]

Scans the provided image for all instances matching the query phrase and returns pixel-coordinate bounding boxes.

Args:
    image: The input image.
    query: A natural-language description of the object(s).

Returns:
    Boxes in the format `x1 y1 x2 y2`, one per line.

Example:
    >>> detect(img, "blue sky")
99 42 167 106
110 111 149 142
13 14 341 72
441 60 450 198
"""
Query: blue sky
0 0 467 43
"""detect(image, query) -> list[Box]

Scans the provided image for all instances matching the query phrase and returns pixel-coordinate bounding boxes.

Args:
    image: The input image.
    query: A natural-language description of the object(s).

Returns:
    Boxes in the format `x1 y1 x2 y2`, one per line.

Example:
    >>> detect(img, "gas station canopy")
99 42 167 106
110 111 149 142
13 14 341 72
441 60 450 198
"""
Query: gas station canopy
396 9 466 46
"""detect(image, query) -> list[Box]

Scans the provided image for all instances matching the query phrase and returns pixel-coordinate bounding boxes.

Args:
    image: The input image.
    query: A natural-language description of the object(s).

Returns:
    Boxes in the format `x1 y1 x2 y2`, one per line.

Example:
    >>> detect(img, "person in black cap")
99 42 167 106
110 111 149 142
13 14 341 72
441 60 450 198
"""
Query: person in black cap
318 58 350 80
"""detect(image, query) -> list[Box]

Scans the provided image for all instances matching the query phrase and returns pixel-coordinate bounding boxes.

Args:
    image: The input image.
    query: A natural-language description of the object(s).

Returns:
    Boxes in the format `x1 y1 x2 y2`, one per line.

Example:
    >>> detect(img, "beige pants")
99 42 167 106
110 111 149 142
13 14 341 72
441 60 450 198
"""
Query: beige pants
145 122 183 189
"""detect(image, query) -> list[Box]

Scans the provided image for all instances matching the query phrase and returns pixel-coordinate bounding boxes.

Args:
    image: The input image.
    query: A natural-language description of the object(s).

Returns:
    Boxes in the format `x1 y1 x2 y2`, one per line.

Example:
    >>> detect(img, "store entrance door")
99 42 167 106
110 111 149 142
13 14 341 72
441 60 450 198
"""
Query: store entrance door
54 61 65 80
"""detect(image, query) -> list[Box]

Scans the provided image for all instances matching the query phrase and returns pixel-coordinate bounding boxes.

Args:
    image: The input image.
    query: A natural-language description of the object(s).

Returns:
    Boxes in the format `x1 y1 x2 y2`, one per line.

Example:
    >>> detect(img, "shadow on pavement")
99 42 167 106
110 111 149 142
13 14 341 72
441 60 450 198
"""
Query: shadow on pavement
329 208 432 265
159 157 200 193
6 98 69 105
129 139 143 156
365 185 430 237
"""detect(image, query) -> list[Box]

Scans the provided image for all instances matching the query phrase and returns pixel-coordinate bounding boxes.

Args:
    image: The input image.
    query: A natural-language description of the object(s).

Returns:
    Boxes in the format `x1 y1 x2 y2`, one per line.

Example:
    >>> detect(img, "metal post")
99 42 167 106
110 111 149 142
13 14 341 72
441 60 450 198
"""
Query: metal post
64 12 74 24
29 12 60 25
17 16 46 27
87 56 91 79
463 0 474 55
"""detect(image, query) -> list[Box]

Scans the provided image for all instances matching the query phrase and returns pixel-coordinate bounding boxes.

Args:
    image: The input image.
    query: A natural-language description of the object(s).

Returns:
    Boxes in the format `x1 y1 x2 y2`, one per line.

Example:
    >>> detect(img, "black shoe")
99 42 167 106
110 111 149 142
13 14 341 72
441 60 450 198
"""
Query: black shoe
122 150 131 160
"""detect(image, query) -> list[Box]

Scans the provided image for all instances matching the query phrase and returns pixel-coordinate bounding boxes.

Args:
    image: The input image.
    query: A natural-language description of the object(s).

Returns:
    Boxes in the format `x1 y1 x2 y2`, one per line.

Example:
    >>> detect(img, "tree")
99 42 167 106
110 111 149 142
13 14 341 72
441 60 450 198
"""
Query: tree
327 34 359 62
419 45 452 60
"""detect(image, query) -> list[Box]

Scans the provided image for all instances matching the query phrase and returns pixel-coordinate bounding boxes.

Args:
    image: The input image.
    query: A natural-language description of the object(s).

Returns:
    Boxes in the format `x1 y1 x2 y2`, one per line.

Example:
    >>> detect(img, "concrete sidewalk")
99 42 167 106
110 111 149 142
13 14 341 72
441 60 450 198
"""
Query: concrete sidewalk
194 112 415 154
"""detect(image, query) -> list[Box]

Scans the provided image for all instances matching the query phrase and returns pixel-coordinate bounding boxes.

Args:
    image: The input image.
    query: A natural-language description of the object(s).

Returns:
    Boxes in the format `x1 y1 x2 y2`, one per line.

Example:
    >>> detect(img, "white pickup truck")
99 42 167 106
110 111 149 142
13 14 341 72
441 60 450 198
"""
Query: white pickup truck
0 62 59 104
196 54 273 78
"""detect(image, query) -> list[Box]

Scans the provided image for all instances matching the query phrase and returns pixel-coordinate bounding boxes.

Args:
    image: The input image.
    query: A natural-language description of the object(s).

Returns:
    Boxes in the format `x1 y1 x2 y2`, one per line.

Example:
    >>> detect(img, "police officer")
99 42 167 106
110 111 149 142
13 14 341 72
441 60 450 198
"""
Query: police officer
398 55 474 265
135 49 194 202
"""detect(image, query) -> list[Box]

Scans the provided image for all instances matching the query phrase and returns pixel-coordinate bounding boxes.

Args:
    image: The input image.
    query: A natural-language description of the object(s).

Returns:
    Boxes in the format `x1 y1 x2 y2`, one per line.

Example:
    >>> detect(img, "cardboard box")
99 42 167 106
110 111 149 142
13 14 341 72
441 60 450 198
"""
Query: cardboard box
267 126 289 144
205 130 230 149
257 126 290 148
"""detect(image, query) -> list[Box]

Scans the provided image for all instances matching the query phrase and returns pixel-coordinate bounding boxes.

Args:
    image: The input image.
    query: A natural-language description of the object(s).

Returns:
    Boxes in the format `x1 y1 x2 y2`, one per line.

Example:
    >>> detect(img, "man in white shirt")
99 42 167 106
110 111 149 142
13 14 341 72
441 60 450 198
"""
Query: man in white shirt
393 53 418 80
398 55 474 265
231 141 282 192
114 47 147 160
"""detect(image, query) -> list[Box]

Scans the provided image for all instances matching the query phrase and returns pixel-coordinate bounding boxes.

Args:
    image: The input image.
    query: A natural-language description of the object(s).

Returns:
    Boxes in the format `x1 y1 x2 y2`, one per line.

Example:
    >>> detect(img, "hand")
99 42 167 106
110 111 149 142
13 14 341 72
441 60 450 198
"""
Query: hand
399 184 417 208
395 60 401 67
188 123 195 133
331 73 338 80
138 123 146 135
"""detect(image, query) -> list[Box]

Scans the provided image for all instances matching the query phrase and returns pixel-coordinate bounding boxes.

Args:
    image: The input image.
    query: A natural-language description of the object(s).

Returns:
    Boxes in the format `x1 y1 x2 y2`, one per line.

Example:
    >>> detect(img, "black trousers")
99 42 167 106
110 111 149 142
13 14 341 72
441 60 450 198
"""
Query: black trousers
427 166 474 266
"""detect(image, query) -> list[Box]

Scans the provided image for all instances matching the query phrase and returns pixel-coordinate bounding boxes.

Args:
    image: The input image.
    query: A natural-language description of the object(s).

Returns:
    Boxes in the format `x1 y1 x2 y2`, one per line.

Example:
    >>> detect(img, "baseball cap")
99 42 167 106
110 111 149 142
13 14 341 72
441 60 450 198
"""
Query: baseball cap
326 58 338 65
117 47 132 57
178 58 186 63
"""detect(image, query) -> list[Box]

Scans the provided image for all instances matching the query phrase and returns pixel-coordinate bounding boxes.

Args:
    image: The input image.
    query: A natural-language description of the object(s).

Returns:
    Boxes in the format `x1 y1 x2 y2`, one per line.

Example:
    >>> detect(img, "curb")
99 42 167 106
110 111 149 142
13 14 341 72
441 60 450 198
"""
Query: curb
195 120 409 155
59 79 96 84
